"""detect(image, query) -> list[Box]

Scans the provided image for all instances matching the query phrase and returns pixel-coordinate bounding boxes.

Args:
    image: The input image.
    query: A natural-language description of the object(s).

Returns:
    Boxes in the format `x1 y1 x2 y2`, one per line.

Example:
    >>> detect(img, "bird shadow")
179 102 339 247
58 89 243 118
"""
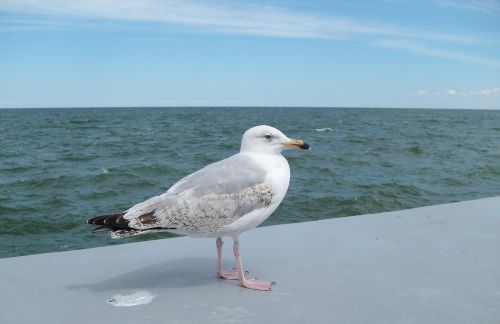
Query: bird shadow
67 257 228 292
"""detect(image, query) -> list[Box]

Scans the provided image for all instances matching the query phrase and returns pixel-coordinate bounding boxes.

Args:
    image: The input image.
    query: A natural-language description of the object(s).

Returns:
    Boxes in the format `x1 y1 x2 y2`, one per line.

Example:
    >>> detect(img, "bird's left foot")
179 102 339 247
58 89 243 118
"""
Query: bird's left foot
240 278 274 291
217 269 240 280
218 268 249 280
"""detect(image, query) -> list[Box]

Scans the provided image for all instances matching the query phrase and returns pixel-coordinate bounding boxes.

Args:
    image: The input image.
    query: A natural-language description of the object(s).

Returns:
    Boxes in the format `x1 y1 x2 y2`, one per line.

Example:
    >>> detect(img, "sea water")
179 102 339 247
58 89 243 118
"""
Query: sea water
1 107 499 258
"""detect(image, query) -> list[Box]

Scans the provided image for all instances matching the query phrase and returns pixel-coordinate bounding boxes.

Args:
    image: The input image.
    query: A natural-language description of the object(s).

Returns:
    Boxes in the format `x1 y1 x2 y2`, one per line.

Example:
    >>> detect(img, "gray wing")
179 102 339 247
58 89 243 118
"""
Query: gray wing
167 153 266 196
124 154 273 233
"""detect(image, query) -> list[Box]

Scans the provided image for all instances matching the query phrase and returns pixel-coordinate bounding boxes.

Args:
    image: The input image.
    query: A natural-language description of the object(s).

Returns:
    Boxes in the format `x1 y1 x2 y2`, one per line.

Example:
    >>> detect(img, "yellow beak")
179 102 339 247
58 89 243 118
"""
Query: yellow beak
283 139 310 150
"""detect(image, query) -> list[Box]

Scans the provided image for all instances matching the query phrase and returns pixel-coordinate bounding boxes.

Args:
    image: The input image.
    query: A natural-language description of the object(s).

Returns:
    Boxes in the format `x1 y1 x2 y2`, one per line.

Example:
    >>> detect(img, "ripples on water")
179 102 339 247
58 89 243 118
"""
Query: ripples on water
1 107 499 257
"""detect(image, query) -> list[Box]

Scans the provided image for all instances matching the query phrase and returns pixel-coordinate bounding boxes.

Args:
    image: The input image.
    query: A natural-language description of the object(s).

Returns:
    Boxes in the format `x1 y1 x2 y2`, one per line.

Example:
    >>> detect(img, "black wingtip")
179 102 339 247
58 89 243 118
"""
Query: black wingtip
87 215 109 225
87 213 128 229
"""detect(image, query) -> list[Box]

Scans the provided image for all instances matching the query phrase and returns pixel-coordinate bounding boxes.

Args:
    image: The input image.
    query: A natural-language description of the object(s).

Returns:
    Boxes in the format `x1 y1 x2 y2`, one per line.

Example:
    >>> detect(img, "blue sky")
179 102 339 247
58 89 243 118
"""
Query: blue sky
1 0 499 109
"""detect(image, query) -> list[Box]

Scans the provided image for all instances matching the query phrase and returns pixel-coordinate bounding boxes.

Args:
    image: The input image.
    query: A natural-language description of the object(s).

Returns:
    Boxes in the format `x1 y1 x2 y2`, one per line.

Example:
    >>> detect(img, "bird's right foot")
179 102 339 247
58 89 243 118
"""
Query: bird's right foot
240 278 273 291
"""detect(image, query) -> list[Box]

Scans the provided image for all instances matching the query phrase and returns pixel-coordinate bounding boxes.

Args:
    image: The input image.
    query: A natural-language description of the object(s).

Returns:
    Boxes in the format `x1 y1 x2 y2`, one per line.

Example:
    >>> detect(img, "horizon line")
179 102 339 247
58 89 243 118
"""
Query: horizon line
0 105 499 111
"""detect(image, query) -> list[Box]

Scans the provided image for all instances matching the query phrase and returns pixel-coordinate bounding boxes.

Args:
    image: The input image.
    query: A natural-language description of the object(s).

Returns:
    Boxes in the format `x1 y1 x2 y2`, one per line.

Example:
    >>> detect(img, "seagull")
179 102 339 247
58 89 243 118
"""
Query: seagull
88 125 309 291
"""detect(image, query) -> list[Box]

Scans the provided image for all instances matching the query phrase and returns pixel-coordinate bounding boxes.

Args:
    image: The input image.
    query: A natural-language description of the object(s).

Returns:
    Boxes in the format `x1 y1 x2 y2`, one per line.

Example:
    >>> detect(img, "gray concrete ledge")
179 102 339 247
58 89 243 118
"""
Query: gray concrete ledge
1 197 500 324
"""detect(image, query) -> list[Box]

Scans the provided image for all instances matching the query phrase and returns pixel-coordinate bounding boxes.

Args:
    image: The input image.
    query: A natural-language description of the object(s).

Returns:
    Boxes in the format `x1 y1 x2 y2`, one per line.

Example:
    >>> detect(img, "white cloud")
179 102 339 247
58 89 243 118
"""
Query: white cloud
446 89 457 96
0 0 489 43
376 39 500 68
410 90 428 97
0 0 382 38
474 88 500 96
1 0 498 69
414 87 500 98
437 0 500 15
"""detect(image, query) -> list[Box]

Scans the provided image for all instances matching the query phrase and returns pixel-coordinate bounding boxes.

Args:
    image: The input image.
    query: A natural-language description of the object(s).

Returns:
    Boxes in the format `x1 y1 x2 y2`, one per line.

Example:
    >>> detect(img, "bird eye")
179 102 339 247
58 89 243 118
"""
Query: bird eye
264 134 272 140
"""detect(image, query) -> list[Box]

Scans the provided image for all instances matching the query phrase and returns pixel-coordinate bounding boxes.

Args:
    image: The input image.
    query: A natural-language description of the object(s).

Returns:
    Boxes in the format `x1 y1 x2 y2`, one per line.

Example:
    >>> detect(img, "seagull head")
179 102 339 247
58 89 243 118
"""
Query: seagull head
240 125 310 154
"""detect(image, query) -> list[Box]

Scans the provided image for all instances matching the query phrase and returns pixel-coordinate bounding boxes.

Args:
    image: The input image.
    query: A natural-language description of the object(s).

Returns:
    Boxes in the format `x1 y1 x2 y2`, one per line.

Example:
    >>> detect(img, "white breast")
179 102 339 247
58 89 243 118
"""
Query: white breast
216 152 291 238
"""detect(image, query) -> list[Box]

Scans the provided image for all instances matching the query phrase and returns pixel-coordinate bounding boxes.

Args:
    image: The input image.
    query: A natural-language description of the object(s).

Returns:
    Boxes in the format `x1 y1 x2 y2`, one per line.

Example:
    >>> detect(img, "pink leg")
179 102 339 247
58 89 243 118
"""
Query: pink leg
216 237 239 280
233 238 273 291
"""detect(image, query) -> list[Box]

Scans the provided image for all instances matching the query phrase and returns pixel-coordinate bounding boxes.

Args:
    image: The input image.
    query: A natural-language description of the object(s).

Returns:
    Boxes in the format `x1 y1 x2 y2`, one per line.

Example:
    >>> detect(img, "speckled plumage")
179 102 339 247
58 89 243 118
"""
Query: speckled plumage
128 182 273 233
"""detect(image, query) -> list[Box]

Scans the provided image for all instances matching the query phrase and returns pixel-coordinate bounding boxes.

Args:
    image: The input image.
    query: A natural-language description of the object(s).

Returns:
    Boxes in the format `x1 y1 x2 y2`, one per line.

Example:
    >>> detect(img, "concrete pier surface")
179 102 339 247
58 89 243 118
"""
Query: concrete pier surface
1 197 499 324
